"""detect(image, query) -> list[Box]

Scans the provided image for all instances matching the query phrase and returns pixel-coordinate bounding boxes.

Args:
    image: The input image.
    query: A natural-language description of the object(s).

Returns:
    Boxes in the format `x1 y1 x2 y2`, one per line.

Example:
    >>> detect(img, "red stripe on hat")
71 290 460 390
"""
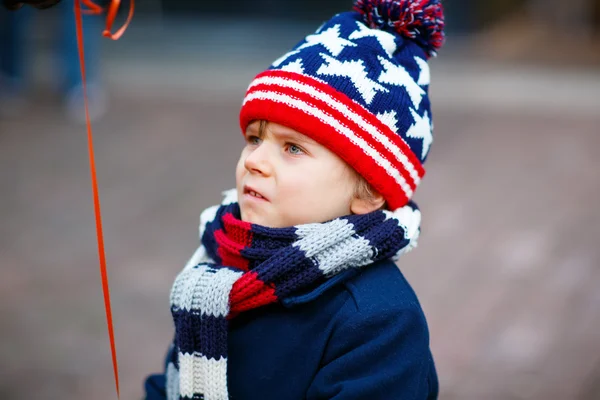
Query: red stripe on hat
243 70 425 178
245 80 418 194
239 71 427 209
240 92 410 209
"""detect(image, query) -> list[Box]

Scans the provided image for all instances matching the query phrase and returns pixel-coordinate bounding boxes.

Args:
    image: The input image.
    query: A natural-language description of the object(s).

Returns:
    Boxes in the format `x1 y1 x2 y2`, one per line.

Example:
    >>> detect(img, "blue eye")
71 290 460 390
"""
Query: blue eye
287 144 304 155
247 136 261 145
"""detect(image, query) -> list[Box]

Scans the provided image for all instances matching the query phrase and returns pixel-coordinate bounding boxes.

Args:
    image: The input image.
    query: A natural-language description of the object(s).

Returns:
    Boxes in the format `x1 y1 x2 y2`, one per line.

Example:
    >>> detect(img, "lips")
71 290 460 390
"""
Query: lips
243 185 268 201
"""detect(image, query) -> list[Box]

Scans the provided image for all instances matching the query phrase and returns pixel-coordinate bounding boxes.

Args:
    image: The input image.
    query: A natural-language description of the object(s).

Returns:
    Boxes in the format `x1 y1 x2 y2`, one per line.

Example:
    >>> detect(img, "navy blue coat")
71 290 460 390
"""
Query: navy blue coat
145 258 438 399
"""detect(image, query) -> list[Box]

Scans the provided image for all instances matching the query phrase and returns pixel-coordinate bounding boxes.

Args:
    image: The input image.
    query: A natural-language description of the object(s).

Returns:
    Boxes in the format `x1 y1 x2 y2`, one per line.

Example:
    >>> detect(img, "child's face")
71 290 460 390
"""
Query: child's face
236 121 358 228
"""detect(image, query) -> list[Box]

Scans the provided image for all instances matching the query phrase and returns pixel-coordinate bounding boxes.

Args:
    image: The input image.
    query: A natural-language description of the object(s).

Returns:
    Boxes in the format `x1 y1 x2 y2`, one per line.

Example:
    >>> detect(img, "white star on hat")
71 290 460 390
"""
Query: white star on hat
279 58 305 74
376 110 399 132
272 50 300 68
349 21 397 58
272 24 357 69
414 56 430 86
377 56 425 109
406 108 432 159
297 24 357 56
317 53 389 105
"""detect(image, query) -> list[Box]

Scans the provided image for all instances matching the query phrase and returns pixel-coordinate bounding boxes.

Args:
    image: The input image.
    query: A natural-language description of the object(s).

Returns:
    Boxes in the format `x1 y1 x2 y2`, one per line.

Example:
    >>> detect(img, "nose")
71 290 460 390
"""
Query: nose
244 141 273 176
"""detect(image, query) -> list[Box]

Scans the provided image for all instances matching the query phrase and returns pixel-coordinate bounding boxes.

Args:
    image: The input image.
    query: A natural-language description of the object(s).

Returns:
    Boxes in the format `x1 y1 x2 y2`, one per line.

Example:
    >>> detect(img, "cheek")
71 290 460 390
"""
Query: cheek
283 166 346 201
316 165 355 204
235 152 246 180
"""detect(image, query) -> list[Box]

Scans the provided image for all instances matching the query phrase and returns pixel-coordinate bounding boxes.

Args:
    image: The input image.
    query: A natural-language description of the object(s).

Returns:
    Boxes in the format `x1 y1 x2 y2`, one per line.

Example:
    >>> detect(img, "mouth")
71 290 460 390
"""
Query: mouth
243 185 269 202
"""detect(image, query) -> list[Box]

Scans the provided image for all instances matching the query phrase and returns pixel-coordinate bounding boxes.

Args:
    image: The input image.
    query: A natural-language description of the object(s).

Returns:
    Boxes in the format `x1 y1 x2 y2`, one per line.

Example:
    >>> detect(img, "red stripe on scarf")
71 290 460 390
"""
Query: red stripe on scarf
211 211 279 316
215 212 253 271
230 271 278 314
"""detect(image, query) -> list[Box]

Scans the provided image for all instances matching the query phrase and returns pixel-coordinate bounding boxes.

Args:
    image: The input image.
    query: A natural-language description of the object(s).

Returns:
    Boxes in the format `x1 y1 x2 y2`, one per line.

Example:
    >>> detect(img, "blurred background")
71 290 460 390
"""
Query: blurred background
1 0 599 399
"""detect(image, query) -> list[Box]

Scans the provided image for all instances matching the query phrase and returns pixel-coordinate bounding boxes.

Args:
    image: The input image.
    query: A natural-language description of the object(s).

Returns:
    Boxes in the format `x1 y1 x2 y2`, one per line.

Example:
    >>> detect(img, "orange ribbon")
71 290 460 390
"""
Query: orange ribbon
74 0 134 397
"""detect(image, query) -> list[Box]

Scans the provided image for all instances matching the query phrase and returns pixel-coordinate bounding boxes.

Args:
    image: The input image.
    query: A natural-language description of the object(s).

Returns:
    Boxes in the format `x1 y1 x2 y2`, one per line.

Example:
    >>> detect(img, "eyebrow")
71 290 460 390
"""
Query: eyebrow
275 131 316 145
247 125 316 145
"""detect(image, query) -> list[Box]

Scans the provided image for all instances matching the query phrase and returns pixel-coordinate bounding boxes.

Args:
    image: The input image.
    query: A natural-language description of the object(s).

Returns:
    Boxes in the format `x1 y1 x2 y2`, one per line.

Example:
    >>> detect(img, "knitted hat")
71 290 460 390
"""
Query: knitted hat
239 0 445 210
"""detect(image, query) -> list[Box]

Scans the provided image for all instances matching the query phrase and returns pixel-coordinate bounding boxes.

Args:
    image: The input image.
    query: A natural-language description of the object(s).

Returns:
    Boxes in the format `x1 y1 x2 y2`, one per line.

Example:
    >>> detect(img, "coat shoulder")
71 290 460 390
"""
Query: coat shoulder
342 259 425 315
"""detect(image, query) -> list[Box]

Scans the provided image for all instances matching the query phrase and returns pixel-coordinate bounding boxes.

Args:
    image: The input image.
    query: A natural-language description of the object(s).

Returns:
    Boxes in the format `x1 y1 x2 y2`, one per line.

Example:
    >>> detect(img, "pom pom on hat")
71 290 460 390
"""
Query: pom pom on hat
353 0 445 58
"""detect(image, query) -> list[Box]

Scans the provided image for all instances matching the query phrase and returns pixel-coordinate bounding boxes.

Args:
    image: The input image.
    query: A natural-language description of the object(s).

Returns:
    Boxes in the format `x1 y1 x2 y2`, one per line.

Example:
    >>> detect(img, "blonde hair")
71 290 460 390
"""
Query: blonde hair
352 171 387 211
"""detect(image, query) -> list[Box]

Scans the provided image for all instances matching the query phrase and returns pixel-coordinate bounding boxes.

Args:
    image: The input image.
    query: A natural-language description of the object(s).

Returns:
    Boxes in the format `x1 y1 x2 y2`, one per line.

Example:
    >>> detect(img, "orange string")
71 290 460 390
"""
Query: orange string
102 0 135 40
74 0 134 397
79 0 134 39
80 0 102 15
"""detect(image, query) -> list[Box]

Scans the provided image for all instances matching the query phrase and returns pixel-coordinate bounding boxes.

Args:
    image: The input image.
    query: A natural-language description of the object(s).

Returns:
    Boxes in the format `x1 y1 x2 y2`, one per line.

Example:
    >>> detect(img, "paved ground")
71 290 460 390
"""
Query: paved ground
1 16 600 400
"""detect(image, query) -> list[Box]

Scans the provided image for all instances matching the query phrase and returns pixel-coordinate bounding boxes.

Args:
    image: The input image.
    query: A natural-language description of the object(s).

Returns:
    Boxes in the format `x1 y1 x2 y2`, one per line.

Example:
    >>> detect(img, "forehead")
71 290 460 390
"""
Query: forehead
246 121 318 145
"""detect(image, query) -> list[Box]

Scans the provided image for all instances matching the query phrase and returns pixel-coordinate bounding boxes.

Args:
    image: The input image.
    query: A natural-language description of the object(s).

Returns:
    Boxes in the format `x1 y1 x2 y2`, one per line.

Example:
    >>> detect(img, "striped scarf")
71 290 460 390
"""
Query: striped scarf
166 189 421 400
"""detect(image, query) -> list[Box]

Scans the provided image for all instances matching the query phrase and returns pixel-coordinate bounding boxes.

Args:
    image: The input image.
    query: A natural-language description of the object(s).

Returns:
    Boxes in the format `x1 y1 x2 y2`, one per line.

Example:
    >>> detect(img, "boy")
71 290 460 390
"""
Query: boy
145 0 445 398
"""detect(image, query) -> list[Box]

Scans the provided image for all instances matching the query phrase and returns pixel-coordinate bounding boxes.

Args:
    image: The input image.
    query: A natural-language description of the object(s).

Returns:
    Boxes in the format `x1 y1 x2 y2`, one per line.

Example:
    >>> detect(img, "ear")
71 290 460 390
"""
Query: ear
350 191 386 215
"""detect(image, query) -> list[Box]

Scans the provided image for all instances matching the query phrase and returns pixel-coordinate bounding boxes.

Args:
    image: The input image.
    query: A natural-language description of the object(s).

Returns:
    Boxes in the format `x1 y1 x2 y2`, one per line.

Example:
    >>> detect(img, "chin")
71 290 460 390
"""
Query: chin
243 213 278 228
240 209 261 225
